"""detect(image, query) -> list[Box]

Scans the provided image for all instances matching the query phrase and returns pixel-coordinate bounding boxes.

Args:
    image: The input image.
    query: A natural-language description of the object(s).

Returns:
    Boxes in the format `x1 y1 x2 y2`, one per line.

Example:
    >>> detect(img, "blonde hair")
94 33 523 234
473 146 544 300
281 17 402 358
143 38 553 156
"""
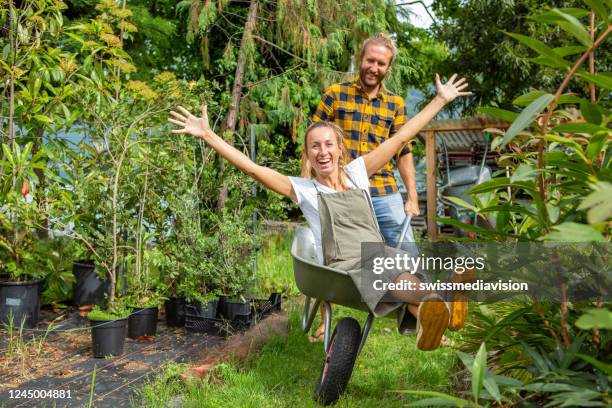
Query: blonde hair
359 32 397 65
300 121 350 189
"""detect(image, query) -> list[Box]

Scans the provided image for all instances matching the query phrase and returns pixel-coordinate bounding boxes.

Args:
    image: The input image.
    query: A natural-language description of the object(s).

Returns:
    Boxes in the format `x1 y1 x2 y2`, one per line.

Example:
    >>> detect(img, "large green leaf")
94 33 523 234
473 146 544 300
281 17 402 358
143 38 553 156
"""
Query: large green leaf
586 132 609 162
531 8 591 21
550 8 593 46
582 0 610 22
399 391 471 407
544 134 589 163
526 56 575 70
482 376 502 404
443 196 479 213
437 217 507 239
544 222 607 241
477 107 517 122
576 71 612 90
513 91 582 107
479 204 536 218
575 353 612 377
472 343 487 402
501 94 554 147
580 100 604 124
33 114 52 124
553 45 588 57
505 33 571 68
578 181 612 223
468 178 539 195
510 164 538 182
405 397 467 407
575 308 612 331
553 123 609 133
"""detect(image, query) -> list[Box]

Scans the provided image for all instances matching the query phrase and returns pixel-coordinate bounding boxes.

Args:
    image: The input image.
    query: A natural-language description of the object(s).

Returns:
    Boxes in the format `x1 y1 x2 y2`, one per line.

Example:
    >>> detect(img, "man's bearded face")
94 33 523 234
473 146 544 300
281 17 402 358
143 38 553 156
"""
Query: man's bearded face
359 44 393 88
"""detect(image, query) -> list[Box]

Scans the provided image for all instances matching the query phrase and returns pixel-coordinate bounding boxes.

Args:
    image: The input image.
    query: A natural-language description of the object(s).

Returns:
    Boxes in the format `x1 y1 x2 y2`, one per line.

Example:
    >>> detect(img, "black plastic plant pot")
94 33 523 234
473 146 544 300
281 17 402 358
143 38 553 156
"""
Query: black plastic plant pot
90 318 128 358
0 278 43 329
189 299 218 319
165 297 186 327
270 293 282 312
222 300 251 320
127 307 159 338
73 260 111 307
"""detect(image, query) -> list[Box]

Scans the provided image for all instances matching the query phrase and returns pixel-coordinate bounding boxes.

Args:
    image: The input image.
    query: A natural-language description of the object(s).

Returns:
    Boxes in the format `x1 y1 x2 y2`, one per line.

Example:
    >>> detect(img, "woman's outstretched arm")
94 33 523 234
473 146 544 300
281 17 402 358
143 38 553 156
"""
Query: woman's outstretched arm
169 105 297 202
363 74 472 176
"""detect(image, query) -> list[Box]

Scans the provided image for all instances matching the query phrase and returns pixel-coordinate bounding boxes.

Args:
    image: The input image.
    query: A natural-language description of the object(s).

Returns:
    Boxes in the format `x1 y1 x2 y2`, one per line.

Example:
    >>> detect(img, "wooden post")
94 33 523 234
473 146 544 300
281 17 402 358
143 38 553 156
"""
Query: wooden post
426 130 437 240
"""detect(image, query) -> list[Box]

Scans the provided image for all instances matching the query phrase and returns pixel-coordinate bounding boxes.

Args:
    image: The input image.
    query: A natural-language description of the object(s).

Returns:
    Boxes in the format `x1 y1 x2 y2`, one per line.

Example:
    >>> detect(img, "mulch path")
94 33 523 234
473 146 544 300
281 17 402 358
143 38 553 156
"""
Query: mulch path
0 304 274 408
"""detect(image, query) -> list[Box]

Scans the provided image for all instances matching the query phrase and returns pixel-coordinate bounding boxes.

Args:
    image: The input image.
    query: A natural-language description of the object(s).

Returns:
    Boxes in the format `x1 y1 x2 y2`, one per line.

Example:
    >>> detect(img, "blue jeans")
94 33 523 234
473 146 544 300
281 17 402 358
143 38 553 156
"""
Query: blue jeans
371 192 415 249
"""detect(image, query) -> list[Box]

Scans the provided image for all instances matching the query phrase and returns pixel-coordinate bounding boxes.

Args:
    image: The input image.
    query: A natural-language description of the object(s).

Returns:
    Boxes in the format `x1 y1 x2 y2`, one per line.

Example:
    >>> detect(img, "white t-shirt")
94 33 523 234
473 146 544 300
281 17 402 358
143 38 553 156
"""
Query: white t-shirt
288 157 370 264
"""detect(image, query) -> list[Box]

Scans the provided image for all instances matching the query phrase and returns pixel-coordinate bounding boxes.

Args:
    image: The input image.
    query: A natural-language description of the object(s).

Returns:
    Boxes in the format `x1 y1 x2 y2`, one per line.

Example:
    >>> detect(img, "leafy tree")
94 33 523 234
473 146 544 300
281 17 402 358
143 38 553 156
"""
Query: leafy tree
429 0 608 114
431 1 611 404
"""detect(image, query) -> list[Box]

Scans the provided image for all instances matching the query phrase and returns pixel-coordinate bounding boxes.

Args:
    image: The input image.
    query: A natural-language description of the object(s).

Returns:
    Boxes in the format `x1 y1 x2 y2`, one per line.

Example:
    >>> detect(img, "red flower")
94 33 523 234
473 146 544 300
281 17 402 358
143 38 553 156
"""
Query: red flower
21 180 29 197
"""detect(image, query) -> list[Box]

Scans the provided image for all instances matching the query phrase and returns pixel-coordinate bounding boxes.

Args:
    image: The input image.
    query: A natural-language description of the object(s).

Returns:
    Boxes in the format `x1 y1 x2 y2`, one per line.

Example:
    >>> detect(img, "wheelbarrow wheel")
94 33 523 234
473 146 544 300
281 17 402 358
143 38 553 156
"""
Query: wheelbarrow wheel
313 317 361 405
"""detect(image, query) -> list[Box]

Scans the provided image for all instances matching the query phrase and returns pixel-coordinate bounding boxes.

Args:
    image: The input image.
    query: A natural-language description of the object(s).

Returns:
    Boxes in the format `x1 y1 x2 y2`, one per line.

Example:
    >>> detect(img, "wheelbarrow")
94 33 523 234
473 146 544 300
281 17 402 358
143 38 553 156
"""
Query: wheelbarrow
291 216 413 405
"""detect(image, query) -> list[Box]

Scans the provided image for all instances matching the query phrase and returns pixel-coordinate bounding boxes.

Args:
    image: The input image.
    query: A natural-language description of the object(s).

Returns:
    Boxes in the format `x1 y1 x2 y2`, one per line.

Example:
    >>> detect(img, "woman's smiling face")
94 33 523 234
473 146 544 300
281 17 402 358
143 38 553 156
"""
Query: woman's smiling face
305 126 343 179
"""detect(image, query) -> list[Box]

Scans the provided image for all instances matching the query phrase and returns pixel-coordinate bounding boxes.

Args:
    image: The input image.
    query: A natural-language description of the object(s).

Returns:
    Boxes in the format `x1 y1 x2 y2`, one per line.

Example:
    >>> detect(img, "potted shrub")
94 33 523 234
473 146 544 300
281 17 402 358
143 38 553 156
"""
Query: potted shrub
213 212 257 323
0 142 48 329
125 248 166 339
88 302 130 358
126 291 165 339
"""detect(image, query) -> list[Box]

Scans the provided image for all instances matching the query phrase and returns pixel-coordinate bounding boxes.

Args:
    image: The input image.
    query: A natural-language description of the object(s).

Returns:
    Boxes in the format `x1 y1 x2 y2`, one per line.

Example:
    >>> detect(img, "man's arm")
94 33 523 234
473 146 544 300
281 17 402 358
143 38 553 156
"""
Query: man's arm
397 152 420 216
391 99 420 216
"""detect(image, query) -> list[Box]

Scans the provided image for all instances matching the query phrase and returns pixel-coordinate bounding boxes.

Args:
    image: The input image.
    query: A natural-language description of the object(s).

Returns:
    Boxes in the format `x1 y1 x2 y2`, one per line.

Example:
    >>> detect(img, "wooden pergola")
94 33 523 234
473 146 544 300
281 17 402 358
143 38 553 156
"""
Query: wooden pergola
418 116 510 240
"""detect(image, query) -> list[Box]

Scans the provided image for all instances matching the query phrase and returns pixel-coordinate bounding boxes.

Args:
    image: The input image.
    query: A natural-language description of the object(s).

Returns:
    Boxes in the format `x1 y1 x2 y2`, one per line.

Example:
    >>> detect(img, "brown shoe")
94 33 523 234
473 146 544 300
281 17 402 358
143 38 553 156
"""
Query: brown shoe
416 294 450 351
447 267 476 331
448 293 468 331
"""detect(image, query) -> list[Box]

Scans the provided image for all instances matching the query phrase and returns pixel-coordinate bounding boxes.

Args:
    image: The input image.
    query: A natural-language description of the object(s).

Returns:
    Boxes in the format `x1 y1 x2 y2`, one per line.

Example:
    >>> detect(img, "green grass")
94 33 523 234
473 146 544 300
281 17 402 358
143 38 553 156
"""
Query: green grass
136 302 458 408
135 230 459 407
255 228 299 297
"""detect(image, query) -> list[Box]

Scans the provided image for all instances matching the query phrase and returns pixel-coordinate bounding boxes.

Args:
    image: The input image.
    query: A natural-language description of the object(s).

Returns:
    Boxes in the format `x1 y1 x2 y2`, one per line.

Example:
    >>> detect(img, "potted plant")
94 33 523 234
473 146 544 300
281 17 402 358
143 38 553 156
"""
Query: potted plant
161 262 189 327
88 302 130 358
214 212 257 323
0 142 48 329
126 291 165 339
124 250 166 338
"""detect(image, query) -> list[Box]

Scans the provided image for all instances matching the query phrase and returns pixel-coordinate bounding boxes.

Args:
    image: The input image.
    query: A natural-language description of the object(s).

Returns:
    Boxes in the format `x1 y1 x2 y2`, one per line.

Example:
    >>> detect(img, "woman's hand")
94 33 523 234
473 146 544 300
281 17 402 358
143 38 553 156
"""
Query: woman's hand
435 73 472 104
169 105 212 139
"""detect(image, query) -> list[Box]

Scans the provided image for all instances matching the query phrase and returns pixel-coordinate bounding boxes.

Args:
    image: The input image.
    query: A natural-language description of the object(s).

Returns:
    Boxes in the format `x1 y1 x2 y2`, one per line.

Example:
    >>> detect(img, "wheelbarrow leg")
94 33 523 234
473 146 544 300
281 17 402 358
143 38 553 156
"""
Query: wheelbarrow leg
323 301 332 353
357 312 374 356
302 296 322 333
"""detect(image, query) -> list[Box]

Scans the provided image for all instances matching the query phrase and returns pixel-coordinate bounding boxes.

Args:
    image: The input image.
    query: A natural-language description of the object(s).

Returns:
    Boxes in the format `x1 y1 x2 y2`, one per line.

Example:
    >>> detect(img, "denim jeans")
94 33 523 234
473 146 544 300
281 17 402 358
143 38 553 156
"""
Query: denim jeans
371 192 415 249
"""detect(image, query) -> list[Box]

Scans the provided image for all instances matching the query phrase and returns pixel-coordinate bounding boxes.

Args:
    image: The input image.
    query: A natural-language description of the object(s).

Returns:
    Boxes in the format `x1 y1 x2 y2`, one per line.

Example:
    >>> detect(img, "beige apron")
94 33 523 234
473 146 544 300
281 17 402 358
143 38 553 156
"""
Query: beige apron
314 172 407 317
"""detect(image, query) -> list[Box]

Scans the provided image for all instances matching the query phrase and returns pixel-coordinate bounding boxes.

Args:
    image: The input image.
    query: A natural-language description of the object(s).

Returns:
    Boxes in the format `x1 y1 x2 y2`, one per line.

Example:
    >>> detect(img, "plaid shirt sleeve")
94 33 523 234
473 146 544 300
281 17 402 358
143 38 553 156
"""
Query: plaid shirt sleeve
390 98 411 158
312 86 335 122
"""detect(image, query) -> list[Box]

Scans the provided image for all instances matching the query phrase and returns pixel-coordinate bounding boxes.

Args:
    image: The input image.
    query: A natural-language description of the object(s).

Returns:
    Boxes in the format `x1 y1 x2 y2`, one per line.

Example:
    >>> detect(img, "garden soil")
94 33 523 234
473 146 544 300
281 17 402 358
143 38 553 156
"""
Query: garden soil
0 305 286 407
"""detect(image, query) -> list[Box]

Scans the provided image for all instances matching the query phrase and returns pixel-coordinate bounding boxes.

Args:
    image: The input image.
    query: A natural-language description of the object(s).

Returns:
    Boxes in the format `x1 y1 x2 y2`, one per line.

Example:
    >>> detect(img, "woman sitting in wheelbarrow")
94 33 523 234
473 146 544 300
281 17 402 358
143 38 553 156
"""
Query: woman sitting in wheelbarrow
169 74 471 351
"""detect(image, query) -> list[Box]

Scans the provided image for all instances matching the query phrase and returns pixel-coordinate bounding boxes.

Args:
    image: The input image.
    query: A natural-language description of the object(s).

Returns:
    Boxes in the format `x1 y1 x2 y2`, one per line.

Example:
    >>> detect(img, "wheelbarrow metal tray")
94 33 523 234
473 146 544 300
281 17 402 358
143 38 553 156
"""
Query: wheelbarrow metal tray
291 227 369 312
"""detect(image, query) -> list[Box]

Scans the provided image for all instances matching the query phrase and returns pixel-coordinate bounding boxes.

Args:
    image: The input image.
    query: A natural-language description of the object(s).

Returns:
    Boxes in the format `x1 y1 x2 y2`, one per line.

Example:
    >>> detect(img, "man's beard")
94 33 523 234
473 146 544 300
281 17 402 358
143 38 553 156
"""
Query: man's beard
359 66 386 88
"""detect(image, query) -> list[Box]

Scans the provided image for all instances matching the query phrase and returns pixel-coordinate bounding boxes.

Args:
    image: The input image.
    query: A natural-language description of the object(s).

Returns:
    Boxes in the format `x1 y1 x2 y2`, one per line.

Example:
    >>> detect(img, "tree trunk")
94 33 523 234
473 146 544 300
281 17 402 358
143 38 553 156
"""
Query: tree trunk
589 12 596 102
7 0 16 145
135 165 149 290
31 129 49 239
216 0 258 210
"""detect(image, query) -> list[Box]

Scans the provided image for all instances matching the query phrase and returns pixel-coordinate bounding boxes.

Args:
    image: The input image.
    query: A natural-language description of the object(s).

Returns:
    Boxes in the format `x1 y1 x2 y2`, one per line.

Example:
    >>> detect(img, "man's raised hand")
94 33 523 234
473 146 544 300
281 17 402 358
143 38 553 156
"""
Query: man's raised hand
435 73 473 104
168 105 211 139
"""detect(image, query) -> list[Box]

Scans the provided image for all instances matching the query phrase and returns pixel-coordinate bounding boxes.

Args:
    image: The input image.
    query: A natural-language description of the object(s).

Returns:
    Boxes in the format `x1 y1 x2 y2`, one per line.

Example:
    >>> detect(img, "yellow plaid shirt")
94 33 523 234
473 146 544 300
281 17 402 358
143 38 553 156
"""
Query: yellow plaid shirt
312 79 410 197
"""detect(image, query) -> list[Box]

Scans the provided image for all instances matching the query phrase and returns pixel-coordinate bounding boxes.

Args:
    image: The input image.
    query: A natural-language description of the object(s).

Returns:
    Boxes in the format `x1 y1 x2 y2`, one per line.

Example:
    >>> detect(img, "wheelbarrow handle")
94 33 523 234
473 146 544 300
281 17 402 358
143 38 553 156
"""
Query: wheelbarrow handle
395 214 413 249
